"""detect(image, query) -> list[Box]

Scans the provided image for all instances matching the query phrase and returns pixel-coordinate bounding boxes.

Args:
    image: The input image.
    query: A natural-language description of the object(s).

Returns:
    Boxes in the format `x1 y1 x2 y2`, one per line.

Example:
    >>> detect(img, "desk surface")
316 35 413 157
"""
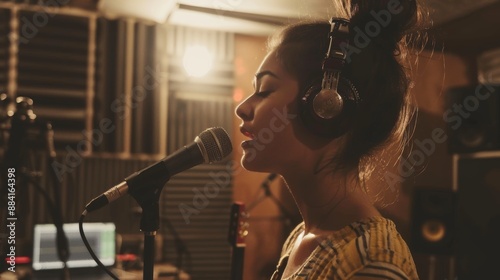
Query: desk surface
0 263 190 280
126 263 190 280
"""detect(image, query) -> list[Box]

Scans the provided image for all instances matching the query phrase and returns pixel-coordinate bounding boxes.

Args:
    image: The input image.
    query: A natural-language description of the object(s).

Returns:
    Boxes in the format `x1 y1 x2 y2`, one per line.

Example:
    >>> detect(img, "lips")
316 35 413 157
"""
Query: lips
239 126 255 140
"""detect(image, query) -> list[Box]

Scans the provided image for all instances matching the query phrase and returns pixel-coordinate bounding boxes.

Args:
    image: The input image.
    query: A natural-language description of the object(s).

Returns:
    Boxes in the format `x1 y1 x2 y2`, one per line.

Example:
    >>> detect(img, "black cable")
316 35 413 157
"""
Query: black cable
21 172 57 223
42 122 70 279
78 211 119 280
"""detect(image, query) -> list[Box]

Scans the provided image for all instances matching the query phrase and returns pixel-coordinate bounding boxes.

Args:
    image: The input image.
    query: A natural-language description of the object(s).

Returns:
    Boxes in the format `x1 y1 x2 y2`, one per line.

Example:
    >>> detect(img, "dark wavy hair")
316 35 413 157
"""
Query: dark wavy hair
268 0 427 180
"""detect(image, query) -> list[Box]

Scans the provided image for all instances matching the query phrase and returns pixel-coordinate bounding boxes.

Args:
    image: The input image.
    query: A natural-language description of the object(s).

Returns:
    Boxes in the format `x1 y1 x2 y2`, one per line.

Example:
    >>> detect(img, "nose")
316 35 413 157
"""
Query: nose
235 96 253 121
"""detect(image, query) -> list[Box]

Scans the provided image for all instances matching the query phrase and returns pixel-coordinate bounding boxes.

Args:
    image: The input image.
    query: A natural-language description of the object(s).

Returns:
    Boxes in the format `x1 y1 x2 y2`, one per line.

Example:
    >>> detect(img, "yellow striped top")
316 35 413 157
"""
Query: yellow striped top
270 216 419 279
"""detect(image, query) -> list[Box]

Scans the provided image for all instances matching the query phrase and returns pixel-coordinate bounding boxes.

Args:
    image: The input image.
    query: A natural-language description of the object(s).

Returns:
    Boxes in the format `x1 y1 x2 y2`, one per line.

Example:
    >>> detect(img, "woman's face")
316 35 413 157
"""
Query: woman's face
235 51 309 173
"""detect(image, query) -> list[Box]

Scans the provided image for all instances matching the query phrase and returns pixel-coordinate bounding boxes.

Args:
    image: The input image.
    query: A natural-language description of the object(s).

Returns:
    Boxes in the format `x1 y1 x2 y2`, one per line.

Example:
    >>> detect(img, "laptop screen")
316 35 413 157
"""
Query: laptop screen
32 223 116 271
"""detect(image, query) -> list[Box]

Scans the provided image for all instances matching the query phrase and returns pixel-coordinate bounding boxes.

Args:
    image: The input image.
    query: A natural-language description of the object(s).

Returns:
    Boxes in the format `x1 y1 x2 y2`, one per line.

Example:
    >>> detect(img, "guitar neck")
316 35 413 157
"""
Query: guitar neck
228 202 247 280
230 246 245 280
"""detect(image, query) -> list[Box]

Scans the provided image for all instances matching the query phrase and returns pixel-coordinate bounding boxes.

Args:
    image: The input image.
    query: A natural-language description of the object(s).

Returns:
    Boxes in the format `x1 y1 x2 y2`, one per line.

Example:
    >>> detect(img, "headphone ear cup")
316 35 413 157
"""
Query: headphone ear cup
299 76 360 138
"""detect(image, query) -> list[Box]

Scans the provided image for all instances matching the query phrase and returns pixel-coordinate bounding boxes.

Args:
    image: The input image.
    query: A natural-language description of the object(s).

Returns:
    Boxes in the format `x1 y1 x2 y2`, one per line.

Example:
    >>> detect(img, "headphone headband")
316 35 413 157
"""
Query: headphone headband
323 18 350 73
317 18 351 114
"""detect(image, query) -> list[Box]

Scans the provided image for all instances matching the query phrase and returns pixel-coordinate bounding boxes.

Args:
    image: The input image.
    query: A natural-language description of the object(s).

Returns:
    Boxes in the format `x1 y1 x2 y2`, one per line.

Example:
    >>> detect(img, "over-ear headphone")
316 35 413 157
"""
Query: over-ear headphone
299 18 361 138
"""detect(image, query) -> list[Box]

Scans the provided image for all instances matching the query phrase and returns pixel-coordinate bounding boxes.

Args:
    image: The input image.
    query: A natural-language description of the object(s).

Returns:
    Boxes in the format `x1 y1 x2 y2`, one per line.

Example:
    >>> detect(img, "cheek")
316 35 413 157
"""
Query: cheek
242 124 296 169
258 99 299 134
254 104 295 148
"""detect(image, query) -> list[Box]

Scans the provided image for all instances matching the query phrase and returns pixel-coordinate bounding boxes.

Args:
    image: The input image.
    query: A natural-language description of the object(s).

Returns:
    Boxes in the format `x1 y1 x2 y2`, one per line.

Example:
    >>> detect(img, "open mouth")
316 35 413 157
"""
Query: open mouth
239 126 256 149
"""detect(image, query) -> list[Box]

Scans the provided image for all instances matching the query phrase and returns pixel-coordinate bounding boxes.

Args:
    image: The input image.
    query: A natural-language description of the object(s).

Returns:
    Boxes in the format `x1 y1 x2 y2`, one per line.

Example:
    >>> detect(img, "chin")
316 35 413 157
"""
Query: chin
240 154 273 173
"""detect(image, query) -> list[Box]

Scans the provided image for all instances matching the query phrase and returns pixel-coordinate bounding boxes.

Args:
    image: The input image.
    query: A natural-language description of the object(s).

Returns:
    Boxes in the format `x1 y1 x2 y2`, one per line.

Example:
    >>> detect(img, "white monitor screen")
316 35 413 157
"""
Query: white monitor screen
32 223 115 271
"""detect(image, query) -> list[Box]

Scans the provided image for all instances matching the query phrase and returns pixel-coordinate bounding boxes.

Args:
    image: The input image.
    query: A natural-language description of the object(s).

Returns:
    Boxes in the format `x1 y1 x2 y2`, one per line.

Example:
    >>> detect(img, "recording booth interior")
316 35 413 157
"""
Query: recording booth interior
1 0 500 279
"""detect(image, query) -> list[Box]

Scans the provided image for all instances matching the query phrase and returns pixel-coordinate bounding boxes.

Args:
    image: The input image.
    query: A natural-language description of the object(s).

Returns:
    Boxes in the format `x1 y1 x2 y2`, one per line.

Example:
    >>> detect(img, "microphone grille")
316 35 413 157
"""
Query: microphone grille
198 127 232 163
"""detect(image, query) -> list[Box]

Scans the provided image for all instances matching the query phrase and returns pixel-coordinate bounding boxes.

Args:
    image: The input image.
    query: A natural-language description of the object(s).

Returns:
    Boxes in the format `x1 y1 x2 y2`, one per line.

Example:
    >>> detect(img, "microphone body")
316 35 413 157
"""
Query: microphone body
85 127 232 212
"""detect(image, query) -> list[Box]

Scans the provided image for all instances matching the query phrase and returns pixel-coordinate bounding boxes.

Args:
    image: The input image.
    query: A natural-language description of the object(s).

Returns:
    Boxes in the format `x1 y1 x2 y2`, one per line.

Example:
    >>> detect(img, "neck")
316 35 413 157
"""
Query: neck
281 165 380 235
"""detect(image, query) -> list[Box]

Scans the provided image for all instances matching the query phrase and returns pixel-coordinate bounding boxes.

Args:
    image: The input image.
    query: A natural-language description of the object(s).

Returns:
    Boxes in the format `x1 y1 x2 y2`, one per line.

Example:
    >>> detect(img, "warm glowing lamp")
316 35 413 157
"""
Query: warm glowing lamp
183 46 213 77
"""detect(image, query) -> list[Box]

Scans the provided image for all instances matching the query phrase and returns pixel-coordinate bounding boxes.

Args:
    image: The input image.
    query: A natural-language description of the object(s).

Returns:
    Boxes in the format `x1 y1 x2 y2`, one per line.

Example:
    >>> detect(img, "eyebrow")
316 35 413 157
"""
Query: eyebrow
255 70 280 80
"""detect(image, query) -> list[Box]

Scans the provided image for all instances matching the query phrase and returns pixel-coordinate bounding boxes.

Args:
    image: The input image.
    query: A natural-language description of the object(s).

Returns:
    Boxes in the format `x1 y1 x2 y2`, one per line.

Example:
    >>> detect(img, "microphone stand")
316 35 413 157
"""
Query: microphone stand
247 175 294 227
161 216 191 279
129 181 166 280
0 97 35 273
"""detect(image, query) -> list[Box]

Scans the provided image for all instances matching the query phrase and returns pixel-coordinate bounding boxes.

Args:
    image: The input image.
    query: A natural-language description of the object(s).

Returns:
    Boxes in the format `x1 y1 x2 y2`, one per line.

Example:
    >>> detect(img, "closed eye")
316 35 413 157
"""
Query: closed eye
255 91 272 98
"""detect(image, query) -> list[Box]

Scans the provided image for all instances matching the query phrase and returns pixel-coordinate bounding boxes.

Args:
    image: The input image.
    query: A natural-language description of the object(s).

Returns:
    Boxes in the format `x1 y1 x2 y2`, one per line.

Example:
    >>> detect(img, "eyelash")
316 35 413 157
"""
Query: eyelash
255 91 272 98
